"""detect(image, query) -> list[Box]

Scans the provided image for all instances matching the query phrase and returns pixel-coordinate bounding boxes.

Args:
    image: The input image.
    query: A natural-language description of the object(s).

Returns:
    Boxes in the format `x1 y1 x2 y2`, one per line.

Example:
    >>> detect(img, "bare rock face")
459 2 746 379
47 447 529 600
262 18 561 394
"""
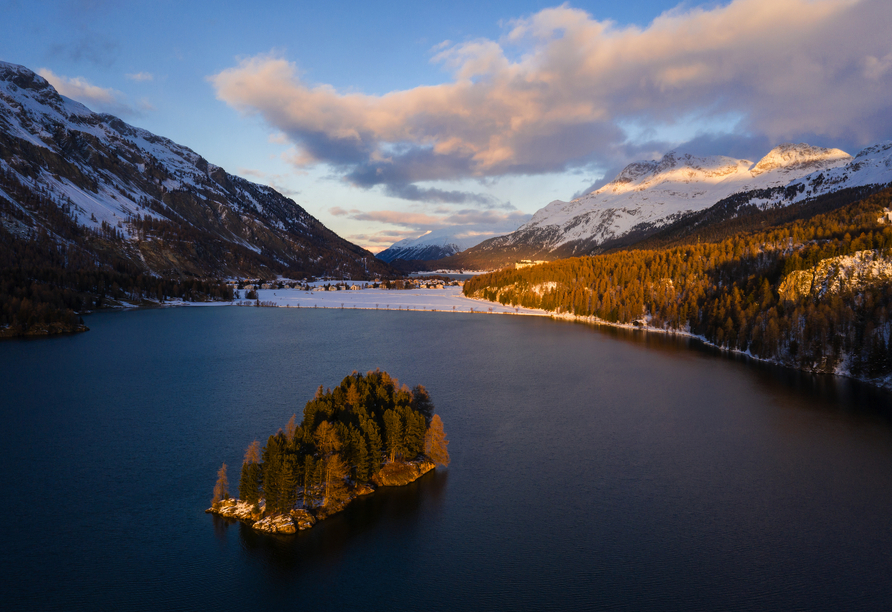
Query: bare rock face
371 459 436 487
207 498 262 522
778 249 892 302
354 483 376 496
289 509 316 530
253 514 297 535
778 270 815 302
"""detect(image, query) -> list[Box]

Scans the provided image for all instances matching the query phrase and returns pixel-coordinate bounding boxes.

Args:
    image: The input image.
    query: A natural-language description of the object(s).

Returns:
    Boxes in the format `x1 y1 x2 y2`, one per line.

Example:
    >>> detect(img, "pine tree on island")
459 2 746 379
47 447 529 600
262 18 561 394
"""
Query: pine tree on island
239 441 262 505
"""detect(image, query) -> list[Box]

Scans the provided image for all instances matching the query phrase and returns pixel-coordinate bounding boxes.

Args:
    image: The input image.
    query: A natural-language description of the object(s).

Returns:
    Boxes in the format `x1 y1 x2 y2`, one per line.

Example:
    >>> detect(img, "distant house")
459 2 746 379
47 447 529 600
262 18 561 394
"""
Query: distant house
515 260 548 269
349 284 360 290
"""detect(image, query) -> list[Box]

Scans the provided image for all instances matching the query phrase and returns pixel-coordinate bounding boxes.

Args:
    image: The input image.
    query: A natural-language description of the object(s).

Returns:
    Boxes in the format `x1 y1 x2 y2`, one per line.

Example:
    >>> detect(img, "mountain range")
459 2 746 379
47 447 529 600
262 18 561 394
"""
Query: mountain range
375 228 498 263
0 61 393 280
414 142 892 269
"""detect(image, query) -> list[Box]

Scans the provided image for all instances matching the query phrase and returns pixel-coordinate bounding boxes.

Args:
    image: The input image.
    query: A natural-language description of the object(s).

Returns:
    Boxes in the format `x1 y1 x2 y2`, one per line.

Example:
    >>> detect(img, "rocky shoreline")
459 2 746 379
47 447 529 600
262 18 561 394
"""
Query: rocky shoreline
207 459 435 534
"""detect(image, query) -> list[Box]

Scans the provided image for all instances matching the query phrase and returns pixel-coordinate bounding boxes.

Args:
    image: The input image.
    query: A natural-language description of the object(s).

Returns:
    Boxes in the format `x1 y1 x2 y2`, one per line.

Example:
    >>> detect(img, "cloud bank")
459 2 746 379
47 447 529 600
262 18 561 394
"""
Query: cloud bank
212 0 891 187
329 206 531 252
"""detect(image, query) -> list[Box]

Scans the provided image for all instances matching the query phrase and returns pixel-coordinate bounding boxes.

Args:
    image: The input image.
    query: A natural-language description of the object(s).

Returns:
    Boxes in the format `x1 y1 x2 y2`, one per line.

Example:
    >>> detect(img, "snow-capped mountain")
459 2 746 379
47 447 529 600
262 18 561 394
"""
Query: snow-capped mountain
0 61 392 279
376 228 508 262
475 144 851 259
776 141 892 203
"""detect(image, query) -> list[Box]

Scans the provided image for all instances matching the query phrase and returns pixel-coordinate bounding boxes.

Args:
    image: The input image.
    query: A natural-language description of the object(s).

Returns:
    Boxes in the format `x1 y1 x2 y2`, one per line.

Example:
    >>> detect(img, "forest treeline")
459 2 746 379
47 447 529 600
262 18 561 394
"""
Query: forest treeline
0 168 233 336
465 188 892 381
221 370 449 516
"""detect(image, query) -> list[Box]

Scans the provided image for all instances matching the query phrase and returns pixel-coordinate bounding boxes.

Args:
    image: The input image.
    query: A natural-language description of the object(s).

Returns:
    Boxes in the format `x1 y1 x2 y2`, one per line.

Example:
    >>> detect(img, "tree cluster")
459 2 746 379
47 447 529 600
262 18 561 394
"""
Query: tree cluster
465 188 892 380
236 370 449 516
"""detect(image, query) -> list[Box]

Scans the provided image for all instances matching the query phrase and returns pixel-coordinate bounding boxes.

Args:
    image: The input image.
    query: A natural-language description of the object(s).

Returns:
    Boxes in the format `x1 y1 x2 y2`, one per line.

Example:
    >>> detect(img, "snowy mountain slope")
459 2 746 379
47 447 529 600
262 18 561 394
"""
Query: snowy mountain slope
0 61 392 279
504 145 851 251
773 141 892 204
376 228 511 262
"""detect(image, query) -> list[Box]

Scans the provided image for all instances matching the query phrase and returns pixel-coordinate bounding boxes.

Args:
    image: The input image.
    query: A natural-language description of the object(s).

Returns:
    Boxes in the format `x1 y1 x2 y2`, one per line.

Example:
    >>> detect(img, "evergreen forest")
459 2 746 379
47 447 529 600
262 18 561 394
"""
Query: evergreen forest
0 166 234 336
464 188 892 382
228 370 449 516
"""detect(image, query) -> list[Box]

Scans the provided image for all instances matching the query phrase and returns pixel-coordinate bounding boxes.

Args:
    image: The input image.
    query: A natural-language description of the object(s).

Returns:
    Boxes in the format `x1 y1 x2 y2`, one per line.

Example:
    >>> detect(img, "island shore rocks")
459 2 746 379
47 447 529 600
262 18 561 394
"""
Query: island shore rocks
371 459 435 487
207 460 434 533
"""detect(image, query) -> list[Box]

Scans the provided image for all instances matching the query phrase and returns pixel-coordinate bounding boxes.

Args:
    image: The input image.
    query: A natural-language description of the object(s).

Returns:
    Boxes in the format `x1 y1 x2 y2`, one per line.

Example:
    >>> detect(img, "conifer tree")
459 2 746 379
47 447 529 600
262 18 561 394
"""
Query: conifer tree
322 454 349 507
383 409 403 462
239 440 262 505
424 415 450 467
302 455 318 508
212 463 229 504
353 431 371 482
411 384 435 424
285 414 298 442
362 417 384 473
404 409 426 458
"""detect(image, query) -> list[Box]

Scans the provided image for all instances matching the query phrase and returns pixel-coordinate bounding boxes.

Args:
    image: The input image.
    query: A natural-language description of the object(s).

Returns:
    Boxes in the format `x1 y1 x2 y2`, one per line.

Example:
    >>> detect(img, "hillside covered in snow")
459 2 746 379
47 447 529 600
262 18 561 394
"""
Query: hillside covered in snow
444 143 892 269
0 61 392 280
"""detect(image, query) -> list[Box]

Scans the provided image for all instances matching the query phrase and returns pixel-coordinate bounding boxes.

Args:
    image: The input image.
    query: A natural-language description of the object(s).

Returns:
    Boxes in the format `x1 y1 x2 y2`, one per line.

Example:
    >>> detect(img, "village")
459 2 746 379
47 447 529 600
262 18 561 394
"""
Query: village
225 277 464 299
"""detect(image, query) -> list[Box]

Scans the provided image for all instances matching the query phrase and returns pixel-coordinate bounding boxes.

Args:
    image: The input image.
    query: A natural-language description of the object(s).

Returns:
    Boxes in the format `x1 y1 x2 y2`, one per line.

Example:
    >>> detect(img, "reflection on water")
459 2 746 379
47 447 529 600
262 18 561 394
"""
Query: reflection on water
579 319 892 420
237 469 449 576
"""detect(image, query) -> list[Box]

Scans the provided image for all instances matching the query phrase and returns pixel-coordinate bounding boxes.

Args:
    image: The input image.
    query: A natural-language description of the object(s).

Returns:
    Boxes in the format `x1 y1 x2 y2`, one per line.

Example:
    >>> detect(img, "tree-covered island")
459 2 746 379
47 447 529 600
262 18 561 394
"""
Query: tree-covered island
207 370 450 534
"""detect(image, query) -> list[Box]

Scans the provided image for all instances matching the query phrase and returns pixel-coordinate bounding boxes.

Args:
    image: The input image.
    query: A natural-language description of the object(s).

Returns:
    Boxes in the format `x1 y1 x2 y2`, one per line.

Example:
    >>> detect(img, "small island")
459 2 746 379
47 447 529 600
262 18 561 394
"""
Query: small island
207 369 449 534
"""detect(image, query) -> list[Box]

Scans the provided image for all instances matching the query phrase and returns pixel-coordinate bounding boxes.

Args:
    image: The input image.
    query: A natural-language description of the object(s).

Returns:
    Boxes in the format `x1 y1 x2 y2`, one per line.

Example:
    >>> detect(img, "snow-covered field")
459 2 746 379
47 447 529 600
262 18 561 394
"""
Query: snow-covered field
177 285 547 316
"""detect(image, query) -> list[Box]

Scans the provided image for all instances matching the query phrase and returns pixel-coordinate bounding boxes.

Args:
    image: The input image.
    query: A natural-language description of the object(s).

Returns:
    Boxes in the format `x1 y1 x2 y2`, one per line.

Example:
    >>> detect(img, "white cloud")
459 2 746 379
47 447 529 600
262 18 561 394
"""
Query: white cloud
211 0 892 190
125 71 154 82
38 68 142 117
863 51 892 80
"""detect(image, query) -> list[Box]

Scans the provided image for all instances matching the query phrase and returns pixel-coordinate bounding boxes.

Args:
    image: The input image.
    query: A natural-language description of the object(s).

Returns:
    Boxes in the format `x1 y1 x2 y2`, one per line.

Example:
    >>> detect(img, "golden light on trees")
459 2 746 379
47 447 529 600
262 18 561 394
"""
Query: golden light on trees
424 414 450 467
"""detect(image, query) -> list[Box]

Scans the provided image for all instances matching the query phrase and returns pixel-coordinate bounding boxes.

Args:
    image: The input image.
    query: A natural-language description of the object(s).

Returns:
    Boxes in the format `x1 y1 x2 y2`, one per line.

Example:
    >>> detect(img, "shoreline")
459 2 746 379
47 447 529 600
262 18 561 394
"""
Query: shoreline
544 309 892 391
207 459 436 535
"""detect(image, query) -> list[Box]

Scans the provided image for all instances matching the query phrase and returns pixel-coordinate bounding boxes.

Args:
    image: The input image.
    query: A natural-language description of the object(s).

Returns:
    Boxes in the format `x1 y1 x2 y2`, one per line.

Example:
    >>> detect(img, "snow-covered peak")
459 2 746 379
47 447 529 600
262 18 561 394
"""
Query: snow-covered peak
377 226 517 262
599 152 751 195
780 141 892 202
853 140 892 160
513 141 868 252
750 143 850 176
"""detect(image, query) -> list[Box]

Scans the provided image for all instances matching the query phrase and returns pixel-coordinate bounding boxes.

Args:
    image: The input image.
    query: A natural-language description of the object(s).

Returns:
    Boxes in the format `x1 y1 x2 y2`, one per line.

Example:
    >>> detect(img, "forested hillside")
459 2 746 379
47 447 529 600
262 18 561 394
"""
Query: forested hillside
465 189 892 384
0 168 233 336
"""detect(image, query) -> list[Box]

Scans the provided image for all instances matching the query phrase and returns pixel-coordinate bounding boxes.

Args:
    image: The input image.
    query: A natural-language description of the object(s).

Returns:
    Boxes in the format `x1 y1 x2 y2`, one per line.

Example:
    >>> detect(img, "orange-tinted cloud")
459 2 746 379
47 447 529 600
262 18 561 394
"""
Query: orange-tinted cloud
211 0 890 192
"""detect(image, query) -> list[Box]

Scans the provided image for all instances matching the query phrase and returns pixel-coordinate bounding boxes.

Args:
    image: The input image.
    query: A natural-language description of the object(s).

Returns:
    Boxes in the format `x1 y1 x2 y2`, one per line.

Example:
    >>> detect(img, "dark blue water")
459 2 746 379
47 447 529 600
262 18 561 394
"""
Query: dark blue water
2 307 892 611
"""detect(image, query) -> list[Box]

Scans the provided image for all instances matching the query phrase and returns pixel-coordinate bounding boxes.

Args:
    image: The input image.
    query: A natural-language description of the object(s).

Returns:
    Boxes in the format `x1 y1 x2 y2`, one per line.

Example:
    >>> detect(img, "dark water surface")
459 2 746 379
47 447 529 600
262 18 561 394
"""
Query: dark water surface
2 307 892 611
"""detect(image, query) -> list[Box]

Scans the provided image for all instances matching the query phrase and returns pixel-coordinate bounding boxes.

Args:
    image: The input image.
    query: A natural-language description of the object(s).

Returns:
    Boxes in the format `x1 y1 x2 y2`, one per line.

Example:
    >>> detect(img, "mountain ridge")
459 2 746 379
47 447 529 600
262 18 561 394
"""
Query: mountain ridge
0 60 393 280
428 142 891 270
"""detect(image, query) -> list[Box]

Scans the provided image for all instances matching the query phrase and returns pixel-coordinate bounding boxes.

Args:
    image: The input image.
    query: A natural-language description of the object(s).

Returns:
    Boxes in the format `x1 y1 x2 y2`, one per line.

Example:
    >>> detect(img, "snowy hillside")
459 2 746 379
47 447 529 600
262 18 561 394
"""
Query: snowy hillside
507 144 851 252
775 141 892 204
0 61 391 279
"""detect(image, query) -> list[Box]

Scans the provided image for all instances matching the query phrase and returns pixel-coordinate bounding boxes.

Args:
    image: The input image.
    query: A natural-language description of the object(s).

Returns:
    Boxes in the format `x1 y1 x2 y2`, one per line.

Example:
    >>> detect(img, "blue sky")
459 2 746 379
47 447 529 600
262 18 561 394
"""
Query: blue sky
2 0 891 251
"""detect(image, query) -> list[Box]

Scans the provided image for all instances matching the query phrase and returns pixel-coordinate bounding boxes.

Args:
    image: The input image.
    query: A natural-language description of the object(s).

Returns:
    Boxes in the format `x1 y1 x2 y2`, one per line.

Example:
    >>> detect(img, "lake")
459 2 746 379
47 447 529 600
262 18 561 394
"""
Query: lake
2 306 892 610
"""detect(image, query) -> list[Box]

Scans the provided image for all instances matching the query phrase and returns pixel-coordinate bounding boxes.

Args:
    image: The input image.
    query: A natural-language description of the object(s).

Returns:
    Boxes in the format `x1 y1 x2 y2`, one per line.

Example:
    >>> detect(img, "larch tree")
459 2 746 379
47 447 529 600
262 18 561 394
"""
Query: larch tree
285 414 298 442
322 454 350 507
424 414 450 467
212 463 229 504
